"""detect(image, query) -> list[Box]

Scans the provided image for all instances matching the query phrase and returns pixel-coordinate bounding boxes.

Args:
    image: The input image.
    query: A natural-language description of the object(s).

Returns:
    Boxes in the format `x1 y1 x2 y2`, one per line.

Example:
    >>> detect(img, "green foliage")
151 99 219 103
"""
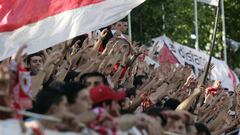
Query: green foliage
131 0 240 68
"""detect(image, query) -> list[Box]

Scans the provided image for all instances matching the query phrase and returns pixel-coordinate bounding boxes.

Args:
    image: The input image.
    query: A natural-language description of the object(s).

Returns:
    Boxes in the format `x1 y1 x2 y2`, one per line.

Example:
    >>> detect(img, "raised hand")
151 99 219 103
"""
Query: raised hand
81 38 90 50
43 51 62 68
71 40 81 55
102 40 117 55
192 87 204 96
99 28 108 40
184 74 194 86
13 45 27 65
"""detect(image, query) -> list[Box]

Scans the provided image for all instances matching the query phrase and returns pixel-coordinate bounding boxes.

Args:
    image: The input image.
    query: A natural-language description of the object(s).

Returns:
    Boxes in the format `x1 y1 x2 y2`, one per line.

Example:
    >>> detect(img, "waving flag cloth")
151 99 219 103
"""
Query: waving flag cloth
198 0 219 6
159 43 179 64
152 35 240 91
0 0 145 60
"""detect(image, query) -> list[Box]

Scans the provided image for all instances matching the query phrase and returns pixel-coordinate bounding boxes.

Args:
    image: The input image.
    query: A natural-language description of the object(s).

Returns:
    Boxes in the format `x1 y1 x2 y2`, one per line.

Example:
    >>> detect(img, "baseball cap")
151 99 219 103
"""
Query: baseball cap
90 85 125 105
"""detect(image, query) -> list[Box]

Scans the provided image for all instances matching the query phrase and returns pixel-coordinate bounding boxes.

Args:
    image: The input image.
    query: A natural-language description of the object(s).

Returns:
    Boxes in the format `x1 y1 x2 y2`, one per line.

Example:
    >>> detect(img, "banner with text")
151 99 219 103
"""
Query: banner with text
152 35 239 91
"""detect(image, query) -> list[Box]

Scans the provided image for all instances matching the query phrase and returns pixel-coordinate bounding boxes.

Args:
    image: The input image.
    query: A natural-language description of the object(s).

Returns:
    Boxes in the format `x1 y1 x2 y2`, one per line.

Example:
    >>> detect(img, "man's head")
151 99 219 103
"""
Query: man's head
34 86 68 118
163 110 195 135
125 87 137 100
121 21 128 33
194 123 210 135
167 118 187 135
163 98 181 110
79 72 109 89
62 82 92 114
113 21 123 31
27 52 44 75
133 75 148 89
90 85 125 116
144 107 166 126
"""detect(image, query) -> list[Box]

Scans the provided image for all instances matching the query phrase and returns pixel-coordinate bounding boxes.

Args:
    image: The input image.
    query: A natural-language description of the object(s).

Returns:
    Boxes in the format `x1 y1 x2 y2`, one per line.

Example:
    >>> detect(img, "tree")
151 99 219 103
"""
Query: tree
130 0 240 68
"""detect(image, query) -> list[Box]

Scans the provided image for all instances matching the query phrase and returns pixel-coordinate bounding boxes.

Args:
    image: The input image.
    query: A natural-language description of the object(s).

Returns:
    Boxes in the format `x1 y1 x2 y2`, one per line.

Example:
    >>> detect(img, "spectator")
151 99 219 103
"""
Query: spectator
121 21 128 34
62 82 92 114
79 72 109 89
26 52 44 76
90 85 125 117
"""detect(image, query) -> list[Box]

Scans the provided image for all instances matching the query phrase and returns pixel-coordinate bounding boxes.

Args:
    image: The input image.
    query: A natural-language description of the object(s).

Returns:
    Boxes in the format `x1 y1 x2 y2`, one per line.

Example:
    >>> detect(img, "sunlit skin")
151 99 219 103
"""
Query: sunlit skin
69 89 92 114
85 76 104 89
167 119 187 135
114 22 123 32
29 56 43 75
122 22 128 33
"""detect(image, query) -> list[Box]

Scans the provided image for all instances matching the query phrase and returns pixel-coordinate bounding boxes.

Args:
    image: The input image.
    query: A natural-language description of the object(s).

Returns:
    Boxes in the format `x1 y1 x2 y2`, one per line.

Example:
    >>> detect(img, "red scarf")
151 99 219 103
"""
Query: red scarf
89 108 118 135
12 64 32 119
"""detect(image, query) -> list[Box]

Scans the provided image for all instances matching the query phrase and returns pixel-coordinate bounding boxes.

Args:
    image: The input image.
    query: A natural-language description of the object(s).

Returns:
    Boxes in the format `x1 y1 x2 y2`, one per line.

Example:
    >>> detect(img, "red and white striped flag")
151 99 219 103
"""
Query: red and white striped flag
198 0 219 6
0 0 145 60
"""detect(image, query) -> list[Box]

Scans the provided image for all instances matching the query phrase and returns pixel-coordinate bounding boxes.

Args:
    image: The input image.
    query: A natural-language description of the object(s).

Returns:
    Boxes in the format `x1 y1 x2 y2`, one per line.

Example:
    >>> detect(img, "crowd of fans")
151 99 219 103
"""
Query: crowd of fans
0 20 240 135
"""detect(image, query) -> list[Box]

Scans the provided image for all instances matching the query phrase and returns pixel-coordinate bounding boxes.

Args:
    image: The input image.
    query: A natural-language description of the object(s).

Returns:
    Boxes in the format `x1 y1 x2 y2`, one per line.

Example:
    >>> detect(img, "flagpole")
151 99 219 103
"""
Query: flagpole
203 0 220 83
221 0 227 63
192 0 221 113
194 0 199 51
128 12 132 42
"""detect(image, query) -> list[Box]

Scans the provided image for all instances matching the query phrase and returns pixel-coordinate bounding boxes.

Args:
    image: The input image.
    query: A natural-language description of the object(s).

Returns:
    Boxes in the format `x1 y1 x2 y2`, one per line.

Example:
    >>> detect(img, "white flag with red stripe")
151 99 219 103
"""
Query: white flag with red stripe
0 0 145 60
198 0 219 6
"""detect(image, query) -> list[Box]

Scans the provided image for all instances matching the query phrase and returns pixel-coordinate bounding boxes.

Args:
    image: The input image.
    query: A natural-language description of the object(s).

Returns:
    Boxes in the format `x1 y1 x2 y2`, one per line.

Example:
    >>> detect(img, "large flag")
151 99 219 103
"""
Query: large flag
198 0 219 6
159 43 179 64
0 0 145 60
152 35 240 91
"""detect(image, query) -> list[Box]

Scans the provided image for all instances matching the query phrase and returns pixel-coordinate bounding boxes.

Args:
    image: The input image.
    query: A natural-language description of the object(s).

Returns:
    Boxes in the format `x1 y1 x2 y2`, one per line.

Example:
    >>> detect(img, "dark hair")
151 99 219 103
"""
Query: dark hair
61 82 87 104
125 87 137 98
33 86 64 114
79 72 109 86
64 70 80 82
71 34 88 48
194 123 211 135
26 52 44 65
113 21 123 26
143 107 167 126
163 98 181 110
133 75 148 88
